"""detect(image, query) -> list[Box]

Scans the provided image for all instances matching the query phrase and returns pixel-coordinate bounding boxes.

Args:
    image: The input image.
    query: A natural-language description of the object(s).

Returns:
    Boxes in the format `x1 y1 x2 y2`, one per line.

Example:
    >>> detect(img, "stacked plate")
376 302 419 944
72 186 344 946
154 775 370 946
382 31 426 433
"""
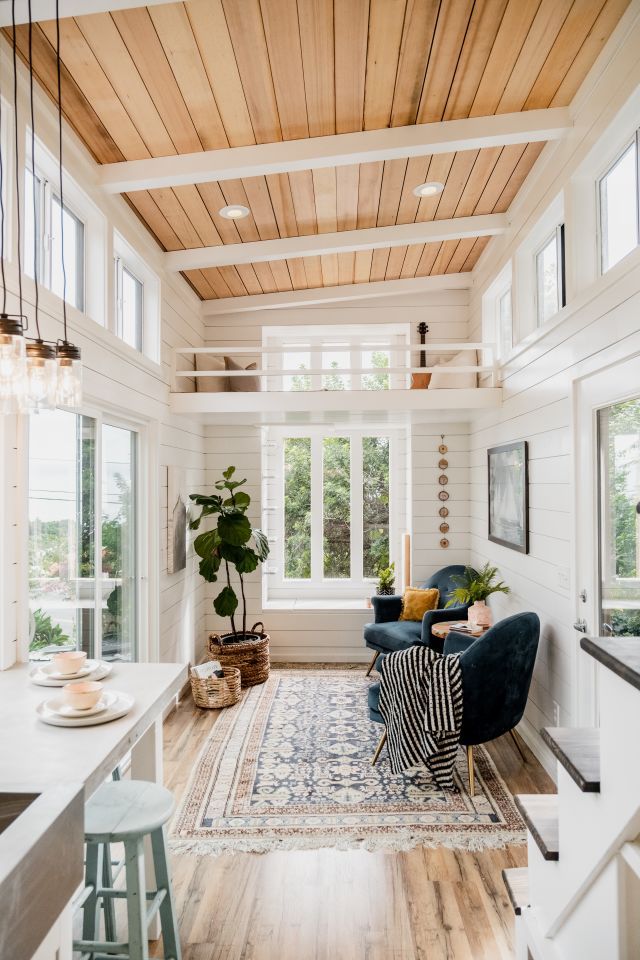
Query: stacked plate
36 689 135 727
29 659 112 687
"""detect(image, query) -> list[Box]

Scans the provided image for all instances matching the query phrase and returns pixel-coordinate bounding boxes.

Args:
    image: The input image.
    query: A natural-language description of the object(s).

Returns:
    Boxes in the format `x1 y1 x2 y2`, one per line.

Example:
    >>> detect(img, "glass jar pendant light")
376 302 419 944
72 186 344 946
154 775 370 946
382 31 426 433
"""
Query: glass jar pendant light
24 340 57 412
0 314 27 413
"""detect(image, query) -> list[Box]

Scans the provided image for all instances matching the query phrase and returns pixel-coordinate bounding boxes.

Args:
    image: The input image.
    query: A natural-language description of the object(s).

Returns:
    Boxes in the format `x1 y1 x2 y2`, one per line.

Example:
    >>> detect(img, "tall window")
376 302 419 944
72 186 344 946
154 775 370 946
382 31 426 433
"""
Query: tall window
498 287 513 358
24 168 85 311
599 136 639 273
115 257 144 352
270 428 396 599
535 226 565 326
28 409 138 662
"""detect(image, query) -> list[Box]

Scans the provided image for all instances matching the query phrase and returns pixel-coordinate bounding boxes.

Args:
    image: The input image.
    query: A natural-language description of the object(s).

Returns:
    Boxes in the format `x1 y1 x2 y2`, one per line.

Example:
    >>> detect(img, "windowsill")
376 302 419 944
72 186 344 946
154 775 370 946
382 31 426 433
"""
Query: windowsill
263 599 373 611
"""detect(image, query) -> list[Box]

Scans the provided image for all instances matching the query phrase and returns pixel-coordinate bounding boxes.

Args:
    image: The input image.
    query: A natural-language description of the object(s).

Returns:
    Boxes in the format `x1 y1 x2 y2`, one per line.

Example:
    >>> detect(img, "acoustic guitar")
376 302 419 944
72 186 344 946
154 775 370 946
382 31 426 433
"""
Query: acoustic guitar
410 321 431 389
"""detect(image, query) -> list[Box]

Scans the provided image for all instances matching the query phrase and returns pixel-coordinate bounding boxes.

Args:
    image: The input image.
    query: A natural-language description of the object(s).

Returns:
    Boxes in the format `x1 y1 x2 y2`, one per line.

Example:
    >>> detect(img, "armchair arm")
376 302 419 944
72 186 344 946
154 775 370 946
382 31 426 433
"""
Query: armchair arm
444 631 476 656
371 594 403 623
420 606 470 645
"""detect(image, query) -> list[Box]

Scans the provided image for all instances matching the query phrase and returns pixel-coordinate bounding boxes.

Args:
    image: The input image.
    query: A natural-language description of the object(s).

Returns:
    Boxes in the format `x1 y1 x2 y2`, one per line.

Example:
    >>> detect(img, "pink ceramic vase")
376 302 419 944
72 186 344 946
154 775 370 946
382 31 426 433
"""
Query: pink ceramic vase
468 600 492 628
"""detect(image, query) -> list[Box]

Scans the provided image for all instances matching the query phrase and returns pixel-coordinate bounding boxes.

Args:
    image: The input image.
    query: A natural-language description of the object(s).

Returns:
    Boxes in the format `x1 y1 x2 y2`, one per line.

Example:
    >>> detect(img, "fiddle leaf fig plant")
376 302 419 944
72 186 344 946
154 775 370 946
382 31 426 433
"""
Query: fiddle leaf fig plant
190 467 270 639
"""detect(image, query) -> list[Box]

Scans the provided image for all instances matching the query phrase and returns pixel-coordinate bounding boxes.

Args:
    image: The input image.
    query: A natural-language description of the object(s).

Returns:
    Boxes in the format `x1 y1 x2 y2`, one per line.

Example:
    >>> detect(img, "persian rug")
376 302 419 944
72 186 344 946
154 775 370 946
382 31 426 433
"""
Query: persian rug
170 667 527 855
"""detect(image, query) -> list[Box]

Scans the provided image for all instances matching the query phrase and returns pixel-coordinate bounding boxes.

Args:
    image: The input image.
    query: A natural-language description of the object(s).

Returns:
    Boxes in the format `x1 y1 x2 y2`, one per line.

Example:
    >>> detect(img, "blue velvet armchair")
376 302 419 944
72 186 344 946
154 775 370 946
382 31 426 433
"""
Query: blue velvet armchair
367 611 541 794
363 564 476 675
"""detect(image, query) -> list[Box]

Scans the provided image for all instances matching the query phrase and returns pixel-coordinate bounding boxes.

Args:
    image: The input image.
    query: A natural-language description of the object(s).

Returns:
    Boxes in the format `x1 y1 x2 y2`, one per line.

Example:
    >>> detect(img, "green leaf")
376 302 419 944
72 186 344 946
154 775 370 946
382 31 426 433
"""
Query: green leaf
218 513 251 546
222 466 236 480
224 491 250 510
214 586 238 617
189 516 201 531
219 542 244 564
189 494 222 509
198 555 221 582
252 528 270 560
193 529 221 559
236 548 259 574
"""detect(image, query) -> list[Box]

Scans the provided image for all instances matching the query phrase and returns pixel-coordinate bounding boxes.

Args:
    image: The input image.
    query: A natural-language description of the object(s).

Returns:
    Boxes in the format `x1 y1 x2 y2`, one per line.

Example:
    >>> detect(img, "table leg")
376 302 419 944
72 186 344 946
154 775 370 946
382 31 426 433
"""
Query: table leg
131 716 163 940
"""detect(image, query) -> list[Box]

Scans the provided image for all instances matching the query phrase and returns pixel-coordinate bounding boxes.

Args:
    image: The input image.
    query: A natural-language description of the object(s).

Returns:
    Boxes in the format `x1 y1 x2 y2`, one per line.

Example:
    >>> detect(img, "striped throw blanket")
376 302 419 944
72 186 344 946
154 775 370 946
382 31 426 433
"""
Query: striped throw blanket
378 645 463 790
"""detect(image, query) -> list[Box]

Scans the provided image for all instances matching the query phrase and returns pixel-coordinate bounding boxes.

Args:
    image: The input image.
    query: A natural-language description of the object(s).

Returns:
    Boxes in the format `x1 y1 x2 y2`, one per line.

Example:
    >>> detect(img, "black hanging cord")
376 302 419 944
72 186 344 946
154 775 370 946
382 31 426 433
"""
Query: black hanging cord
28 0 40 339
55 0 68 339
11 0 23 320
0 54 6 314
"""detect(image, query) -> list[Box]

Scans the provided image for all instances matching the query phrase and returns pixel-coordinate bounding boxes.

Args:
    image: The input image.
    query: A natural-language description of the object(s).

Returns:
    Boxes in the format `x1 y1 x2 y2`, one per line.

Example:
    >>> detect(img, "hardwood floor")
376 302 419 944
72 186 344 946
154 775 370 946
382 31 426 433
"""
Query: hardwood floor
153 688 554 960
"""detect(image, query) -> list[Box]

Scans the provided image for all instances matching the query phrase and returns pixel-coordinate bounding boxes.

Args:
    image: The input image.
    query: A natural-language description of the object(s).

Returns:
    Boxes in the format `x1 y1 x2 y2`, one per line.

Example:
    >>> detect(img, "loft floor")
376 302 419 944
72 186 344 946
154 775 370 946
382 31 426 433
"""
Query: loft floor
154 681 554 960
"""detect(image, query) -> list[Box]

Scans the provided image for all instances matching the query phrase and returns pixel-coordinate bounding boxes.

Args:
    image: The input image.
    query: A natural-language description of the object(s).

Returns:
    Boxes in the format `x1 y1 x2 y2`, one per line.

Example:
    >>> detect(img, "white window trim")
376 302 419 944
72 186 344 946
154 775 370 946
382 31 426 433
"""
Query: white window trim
597 132 640 276
264 424 404 602
514 193 565 344
113 231 161 364
534 224 565 328
482 261 513 366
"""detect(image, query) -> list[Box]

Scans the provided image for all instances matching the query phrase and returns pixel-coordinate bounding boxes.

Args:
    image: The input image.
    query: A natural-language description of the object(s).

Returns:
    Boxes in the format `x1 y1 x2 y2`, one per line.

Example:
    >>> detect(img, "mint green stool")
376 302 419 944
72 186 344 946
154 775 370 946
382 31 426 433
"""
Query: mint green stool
74 779 181 960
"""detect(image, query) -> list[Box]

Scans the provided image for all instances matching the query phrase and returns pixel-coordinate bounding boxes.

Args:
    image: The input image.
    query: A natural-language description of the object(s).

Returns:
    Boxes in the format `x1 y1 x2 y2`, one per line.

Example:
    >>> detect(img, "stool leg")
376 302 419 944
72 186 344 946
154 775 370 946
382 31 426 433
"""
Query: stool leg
101 842 117 942
124 837 149 960
150 826 181 960
83 841 102 944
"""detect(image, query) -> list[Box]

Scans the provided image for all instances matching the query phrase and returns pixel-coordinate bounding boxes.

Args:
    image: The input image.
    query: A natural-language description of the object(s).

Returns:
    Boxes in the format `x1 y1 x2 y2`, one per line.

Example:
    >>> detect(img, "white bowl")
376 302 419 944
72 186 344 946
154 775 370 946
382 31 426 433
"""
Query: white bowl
53 650 87 676
62 680 103 711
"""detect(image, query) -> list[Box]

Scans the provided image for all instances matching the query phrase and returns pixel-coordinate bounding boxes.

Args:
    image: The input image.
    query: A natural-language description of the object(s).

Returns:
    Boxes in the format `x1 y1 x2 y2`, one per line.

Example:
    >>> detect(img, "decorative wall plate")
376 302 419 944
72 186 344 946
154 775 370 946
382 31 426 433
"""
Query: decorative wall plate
438 490 449 501
439 506 449 518
439 522 449 533
439 444 448 454
438 458 449 470
439 474 448 485
440 538 449 548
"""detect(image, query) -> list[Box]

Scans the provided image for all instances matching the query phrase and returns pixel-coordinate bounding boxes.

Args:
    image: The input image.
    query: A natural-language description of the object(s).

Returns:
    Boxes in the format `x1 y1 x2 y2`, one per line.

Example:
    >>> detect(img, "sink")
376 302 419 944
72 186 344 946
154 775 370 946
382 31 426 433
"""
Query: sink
0 783 84 960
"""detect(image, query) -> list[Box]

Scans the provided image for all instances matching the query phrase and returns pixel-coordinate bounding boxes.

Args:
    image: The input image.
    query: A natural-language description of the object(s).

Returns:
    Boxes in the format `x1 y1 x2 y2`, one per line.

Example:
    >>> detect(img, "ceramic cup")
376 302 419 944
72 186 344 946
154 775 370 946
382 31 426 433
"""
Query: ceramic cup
62 680 103 711
53 650 87 676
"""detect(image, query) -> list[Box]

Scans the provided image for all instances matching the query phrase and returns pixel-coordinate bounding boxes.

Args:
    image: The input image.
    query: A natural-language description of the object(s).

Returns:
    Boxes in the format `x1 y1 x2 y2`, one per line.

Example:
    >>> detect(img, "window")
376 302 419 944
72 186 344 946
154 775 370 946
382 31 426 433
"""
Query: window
599 137 639 273
535 226 565 326
268 427 402 601
28 409 138 662
498 287 513 358
115 258 144 352
24 168 85 311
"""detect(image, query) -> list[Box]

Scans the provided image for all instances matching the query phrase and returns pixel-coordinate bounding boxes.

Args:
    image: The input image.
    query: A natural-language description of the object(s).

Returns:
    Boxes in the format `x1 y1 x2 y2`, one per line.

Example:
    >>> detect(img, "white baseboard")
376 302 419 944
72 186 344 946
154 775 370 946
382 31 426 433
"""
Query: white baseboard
516 716 558 783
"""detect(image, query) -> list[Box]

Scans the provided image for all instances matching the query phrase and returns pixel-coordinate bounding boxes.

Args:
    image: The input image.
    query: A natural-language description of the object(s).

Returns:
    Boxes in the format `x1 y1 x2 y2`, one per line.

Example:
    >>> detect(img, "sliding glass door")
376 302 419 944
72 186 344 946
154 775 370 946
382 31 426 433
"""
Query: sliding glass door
28 410 138 662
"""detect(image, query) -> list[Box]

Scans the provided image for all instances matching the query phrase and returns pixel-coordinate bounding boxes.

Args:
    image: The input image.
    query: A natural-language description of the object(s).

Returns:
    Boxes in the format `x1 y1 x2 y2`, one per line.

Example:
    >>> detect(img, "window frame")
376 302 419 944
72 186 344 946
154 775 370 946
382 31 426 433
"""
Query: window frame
597 132 640 275
114 256 144 353
265 425 402 601
112 232 161 363
534 224 566 328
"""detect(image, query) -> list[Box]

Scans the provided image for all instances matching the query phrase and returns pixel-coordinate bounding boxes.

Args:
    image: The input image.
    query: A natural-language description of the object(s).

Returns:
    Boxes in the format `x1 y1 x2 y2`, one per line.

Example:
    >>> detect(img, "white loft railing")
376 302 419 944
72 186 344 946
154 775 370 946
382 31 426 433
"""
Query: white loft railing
171 342 499 392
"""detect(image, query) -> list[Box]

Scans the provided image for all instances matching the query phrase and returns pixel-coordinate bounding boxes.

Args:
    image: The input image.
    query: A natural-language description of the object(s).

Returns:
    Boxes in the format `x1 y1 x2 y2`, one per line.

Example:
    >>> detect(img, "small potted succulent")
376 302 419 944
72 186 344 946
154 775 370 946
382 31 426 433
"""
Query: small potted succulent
376 562 396 596
446 563 510 627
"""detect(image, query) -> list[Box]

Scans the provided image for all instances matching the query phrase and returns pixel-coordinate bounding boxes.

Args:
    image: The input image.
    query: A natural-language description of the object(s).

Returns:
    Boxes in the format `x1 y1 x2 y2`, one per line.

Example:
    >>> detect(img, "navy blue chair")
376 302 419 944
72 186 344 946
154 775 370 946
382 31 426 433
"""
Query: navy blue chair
364 565 476 676
367 612 540 793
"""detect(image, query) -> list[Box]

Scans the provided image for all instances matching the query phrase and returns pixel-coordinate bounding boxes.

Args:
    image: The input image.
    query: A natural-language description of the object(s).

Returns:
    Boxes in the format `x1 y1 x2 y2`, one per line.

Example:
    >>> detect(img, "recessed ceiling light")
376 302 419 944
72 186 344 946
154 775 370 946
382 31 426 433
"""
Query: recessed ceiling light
412 181 445 198
219 204 250 220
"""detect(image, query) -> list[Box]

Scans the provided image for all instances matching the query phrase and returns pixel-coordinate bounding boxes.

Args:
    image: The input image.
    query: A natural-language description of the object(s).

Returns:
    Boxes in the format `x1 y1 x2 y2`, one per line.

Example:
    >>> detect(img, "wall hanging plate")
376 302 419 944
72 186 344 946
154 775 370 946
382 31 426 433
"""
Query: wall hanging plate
439 474 448 485
439 506 449 518
438 458 448 470
439 443 448 454
439 522 450 533
438 490 449 501
440 538 449 548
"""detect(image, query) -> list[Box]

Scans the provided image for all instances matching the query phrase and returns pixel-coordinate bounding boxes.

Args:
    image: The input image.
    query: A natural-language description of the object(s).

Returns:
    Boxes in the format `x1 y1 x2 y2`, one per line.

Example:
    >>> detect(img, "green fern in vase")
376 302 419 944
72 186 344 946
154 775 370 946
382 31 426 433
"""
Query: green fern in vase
445 563 510 607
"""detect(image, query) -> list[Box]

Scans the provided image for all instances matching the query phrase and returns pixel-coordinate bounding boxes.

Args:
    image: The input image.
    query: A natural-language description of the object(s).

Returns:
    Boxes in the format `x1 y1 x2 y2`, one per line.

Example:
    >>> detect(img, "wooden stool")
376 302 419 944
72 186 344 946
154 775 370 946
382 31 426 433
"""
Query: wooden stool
74 780 181 960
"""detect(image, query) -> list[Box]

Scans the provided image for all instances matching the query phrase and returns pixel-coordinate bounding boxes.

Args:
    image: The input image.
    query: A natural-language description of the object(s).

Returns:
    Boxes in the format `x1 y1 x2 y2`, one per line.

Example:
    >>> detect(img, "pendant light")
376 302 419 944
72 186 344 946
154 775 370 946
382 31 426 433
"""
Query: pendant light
52 0 82 409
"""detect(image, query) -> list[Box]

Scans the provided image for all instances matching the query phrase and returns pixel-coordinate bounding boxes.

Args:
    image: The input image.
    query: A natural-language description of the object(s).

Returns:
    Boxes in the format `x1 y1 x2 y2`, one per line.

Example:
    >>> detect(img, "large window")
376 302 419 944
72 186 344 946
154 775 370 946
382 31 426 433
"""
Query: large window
28 409 138 662
270 428 397 600
535 226 565 326
24 168 85 311
599 136 639 273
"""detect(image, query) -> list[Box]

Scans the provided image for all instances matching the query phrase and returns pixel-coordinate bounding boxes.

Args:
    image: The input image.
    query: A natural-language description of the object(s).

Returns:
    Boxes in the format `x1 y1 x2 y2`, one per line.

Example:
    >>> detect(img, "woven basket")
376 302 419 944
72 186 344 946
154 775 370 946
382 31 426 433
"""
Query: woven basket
189 665 241 709
208 622 270 687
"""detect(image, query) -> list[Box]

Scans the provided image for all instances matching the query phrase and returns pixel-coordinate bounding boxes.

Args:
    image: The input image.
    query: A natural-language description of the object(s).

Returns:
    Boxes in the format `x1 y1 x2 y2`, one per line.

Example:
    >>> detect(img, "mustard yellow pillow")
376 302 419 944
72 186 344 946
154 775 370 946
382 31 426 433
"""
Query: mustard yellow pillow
399 587 440 621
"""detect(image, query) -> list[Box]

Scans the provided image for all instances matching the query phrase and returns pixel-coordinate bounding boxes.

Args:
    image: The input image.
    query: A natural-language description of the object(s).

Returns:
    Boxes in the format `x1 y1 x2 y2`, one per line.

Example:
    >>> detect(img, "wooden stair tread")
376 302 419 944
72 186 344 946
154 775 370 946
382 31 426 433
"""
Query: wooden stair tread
502 867 529 916
541 727 600 793
580 636 640 693
514 794 559 861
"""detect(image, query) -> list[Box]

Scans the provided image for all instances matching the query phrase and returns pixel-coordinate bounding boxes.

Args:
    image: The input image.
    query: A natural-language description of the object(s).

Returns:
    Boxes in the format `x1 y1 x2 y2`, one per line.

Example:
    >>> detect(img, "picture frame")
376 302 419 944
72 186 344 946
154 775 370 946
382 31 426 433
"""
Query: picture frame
167 466 188 574
487 440 529 554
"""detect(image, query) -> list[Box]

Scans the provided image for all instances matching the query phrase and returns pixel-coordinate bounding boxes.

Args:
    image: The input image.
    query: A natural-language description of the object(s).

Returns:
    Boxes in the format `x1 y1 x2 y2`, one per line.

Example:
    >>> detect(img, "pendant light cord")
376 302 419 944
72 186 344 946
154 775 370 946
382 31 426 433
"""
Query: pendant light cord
28 0 40 339
55 0 68 340
11 0 23 322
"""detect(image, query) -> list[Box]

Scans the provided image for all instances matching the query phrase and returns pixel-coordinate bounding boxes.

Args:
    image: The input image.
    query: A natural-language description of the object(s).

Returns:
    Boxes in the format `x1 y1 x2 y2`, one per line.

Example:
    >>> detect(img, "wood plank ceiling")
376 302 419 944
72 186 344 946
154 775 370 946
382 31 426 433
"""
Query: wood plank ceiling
7 0 630 299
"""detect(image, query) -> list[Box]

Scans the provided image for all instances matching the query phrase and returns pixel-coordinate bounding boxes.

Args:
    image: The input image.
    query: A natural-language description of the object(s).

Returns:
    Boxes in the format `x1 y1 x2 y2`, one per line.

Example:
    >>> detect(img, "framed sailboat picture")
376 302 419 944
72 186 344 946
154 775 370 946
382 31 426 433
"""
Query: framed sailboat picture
487 441 529 553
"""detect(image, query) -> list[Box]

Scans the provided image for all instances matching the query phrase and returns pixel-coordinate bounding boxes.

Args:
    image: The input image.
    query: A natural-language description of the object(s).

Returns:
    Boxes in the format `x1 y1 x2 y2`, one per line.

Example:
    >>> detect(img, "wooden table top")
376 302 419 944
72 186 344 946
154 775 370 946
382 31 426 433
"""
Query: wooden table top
431 621 488 639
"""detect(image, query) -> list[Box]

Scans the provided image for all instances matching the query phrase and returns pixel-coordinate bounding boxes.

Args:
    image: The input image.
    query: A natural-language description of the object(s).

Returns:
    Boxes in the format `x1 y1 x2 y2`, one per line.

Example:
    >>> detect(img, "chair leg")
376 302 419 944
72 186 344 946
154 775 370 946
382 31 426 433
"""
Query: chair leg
509 728 528 764
124 837 149 960
371 730 387 766
101 842 117 942
82 840 102 944
150 826 182 960
467 745 475 797
365 649 379 677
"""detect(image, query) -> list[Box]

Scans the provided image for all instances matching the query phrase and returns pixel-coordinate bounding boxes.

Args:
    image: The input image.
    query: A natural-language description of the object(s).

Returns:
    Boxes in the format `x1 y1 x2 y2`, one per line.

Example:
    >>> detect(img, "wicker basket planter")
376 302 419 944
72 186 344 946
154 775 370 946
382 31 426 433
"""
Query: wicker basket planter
208 622 270 687
190 665 241 709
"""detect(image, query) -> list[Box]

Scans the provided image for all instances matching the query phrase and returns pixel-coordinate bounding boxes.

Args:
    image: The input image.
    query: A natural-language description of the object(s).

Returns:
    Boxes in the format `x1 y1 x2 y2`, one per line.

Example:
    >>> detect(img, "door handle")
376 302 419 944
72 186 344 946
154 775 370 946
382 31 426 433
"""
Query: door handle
573 618 588 633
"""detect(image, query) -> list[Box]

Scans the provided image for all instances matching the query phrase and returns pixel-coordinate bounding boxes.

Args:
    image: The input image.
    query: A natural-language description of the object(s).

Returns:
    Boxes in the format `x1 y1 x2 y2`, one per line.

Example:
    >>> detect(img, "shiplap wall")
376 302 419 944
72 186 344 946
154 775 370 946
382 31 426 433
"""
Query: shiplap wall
201 290 470 661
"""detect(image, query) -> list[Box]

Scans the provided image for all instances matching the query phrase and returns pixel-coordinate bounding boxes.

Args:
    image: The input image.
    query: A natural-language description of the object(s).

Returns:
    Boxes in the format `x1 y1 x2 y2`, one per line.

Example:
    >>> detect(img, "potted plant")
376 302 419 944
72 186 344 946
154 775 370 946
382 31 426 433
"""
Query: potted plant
190 467 270 642
446 563 510 627
376 562 396 596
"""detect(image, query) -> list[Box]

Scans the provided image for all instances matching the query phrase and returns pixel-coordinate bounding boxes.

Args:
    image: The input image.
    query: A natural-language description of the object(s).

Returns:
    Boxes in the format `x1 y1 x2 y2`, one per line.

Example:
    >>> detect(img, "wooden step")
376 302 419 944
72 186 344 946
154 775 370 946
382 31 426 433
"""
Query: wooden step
502 867 529 916
580 636 640 693
541 727 600 793
514 794 559 861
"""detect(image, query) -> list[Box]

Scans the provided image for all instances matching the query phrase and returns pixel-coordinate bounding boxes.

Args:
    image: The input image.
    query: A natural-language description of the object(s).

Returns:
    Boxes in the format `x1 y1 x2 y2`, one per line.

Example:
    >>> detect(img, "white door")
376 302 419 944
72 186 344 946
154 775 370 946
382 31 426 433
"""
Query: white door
574 355 640 725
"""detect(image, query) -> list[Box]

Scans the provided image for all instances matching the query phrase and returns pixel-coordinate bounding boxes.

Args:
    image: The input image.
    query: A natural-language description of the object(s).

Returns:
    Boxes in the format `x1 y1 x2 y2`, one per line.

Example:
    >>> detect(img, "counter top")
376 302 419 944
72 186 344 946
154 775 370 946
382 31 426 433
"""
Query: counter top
580 636 640 693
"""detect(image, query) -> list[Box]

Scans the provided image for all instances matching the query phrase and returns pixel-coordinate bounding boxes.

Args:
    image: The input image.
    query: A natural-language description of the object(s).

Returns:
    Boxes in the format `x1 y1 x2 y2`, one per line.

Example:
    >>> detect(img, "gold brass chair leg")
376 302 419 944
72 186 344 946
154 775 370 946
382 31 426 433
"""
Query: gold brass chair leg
467 745 475 796
509 728 527 763
371 730 387 766
365 649 379 677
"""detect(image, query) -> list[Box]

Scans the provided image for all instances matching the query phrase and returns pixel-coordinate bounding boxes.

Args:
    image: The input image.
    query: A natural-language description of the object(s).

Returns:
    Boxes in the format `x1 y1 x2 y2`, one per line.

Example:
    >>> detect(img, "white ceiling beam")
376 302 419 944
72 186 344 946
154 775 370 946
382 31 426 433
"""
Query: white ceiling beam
166 214 507 272
201 273 471 316
0 0 175 25
99 108 571 194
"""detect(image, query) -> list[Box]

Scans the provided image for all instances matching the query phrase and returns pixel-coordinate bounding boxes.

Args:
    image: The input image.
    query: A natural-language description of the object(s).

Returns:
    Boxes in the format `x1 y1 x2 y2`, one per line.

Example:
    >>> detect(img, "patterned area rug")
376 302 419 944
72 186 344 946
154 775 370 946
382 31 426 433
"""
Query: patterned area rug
171 667 527 854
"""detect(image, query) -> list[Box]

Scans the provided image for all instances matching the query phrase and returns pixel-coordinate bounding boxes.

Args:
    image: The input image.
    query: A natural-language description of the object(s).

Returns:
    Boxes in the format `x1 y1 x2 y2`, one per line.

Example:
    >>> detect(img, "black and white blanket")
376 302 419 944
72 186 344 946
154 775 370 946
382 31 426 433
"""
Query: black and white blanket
378 645 463 790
